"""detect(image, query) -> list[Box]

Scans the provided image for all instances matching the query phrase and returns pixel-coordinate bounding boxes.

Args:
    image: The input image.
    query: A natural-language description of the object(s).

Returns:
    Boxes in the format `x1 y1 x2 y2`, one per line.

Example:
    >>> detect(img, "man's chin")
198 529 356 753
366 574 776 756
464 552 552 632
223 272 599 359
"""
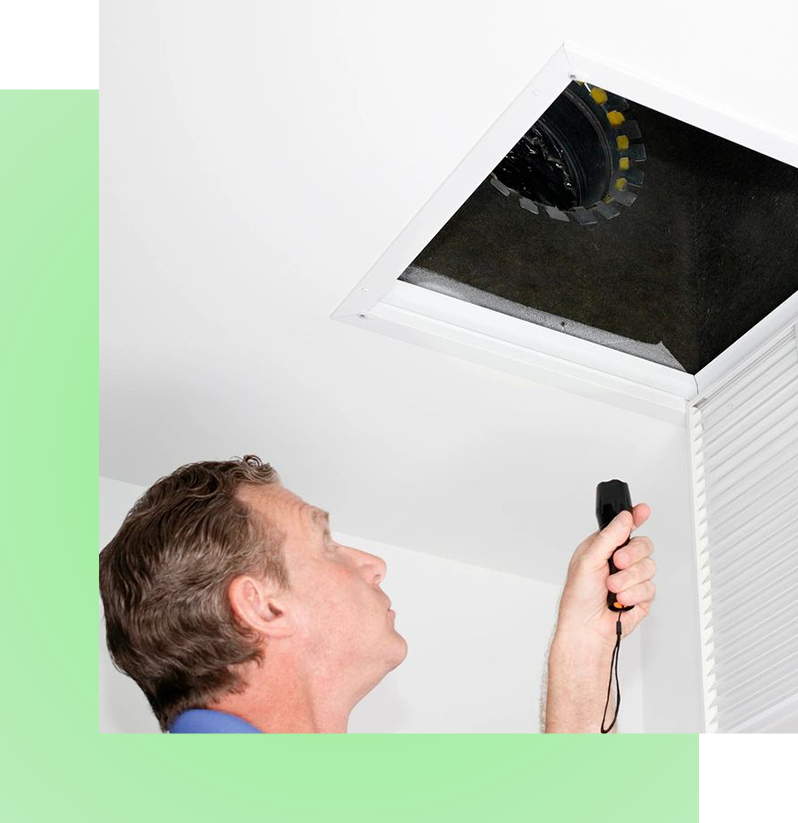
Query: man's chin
388 631 408 670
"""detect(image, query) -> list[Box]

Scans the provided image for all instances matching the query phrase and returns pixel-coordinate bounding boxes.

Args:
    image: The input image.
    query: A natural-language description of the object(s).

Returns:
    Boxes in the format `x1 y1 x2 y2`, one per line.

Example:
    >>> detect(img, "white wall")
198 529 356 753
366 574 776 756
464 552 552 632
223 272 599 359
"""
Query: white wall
100 476 644 733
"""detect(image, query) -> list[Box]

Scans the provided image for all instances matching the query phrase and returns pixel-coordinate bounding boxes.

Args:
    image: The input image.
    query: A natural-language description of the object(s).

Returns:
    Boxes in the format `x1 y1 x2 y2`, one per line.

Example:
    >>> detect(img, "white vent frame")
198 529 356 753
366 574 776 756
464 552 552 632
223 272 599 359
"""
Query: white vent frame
332 42 798 426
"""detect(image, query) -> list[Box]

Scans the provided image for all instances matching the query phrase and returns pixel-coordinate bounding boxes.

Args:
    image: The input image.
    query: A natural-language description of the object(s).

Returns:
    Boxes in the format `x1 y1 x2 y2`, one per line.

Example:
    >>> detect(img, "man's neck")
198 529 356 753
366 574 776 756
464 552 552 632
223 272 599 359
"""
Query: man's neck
209 655 355 734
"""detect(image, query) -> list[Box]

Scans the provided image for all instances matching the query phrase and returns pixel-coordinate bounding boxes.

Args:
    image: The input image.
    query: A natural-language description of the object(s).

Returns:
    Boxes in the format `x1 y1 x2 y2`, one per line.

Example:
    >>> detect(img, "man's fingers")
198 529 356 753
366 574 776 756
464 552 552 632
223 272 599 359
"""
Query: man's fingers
615 579 656 607
586 503 651 564
632 502 651 530
612 535 654 570
608 556 657 593
588 510 633 562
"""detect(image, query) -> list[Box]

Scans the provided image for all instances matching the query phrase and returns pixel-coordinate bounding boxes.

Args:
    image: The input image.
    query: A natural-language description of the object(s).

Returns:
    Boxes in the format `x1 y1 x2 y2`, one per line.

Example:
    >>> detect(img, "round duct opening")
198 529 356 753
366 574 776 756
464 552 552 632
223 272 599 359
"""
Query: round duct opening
490 81 646 225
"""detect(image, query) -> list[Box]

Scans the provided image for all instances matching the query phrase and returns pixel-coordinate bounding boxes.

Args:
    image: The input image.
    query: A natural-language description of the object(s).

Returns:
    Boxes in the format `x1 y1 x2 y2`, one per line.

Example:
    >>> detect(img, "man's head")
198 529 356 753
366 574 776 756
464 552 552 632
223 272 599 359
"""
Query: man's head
99 456 406 731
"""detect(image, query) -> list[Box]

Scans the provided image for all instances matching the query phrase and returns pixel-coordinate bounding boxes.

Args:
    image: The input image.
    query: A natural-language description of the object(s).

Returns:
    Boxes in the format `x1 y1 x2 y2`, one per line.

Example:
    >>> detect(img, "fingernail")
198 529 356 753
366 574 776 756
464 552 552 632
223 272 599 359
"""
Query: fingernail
615 551 627 565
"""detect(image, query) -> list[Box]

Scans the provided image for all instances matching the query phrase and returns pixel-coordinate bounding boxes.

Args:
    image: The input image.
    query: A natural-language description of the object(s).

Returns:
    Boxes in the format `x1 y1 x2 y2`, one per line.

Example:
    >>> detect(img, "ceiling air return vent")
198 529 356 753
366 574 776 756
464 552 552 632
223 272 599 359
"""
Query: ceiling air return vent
334 44 798 425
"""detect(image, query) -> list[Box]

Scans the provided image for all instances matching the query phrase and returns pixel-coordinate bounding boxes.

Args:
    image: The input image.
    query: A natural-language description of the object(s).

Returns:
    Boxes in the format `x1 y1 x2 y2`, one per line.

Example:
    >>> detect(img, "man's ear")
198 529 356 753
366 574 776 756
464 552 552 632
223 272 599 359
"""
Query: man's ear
228 575 293 639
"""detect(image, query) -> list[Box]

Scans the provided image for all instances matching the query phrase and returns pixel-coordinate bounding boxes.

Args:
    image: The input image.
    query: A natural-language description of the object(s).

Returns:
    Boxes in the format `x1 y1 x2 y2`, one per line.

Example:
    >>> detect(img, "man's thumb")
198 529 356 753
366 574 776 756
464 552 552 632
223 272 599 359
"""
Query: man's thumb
588 509 633 563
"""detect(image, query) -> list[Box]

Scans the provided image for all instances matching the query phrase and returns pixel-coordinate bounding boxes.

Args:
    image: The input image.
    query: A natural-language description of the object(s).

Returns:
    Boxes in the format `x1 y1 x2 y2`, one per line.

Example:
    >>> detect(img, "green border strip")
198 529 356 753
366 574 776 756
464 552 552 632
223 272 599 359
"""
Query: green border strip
2 86 100 771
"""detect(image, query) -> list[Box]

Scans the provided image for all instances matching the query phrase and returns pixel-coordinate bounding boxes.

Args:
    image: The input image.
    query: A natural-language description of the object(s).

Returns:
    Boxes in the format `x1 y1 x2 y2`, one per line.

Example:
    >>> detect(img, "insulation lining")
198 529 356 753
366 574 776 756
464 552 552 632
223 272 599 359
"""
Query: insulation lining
402 265 686 370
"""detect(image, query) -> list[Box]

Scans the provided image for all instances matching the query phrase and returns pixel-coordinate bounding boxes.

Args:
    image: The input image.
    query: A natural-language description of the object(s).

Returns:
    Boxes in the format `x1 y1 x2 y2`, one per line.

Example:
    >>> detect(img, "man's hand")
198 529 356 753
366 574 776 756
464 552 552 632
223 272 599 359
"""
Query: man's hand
544 504 656 733
559 504 656 644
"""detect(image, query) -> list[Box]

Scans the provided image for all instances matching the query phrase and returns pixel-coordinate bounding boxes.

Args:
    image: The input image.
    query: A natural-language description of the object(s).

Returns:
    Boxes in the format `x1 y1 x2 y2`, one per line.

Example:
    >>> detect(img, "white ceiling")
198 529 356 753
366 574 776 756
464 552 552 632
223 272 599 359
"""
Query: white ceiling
101 1 797 584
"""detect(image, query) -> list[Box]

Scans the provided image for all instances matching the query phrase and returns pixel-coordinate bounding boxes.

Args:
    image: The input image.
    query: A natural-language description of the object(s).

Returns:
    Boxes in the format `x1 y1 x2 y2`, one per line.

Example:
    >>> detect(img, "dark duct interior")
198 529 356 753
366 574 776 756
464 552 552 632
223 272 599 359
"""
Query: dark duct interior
400 89 798 375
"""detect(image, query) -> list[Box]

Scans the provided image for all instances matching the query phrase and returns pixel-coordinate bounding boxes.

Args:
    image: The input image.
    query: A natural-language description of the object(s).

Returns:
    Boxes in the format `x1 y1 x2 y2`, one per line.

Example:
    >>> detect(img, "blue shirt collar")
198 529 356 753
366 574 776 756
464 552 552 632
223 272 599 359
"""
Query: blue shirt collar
169 708 263 734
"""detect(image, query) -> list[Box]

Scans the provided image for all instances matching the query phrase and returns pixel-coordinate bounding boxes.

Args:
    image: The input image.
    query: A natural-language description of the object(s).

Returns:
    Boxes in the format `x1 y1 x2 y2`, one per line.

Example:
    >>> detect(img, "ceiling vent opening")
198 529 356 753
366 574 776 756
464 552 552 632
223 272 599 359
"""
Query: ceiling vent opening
399 80 798 376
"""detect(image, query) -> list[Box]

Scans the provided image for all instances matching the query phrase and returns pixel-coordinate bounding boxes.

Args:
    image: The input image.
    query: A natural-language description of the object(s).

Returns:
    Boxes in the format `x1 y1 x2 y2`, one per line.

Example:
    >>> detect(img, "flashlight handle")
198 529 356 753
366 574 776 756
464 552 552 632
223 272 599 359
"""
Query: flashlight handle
596 480 635 613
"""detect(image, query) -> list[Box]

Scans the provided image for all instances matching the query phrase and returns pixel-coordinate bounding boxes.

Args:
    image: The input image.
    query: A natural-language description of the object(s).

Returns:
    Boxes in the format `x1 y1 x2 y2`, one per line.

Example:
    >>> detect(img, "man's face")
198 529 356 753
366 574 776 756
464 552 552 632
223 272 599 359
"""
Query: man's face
241 484 407 694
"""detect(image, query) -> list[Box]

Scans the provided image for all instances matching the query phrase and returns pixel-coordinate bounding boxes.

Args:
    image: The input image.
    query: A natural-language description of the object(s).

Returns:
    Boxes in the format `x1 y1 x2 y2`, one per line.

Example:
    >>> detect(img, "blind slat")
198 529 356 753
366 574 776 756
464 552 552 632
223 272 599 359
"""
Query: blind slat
707 545 798 603
707 614 798 677
706 567 798 623
704 407 798 481
703 371 798 454
725 692 798 733
706 532 797 589
698 328 796 417
701 347 797 430
707 434 798 505
708 595 795 649
715 637 798 688
721 679 798 731
707 448 798 519
706 510 798 565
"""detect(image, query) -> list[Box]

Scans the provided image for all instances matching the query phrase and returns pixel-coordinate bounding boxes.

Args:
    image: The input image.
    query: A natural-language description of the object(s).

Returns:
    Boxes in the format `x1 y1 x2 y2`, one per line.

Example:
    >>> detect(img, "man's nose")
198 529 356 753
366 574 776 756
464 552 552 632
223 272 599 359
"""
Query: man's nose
352 548 387 585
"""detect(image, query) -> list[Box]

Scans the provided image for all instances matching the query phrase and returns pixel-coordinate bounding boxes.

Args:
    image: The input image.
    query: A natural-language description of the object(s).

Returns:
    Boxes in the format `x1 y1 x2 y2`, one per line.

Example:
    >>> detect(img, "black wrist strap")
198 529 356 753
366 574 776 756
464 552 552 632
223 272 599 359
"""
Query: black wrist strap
600 614 623 734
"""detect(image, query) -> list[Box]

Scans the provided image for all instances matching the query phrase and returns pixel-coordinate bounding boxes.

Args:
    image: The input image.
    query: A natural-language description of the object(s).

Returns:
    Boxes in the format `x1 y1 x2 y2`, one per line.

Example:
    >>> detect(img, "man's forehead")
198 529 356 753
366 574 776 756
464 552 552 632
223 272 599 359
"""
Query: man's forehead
238 484 327 529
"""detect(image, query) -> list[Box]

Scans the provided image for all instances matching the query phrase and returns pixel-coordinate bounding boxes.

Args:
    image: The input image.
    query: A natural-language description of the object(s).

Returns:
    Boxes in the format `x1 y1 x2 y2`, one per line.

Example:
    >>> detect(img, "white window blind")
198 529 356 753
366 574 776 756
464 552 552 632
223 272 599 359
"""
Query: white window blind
690 319 798 733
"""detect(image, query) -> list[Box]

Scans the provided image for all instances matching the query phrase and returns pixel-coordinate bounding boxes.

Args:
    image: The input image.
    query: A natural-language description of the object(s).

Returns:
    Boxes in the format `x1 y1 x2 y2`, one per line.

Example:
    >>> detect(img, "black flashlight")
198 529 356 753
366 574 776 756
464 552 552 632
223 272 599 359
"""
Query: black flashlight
596 479 635 613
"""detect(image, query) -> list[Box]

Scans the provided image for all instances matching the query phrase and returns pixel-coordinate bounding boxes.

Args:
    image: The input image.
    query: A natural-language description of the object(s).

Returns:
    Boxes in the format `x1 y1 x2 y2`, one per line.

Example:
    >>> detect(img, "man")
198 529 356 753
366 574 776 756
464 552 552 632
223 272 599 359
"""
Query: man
99 455 656 733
